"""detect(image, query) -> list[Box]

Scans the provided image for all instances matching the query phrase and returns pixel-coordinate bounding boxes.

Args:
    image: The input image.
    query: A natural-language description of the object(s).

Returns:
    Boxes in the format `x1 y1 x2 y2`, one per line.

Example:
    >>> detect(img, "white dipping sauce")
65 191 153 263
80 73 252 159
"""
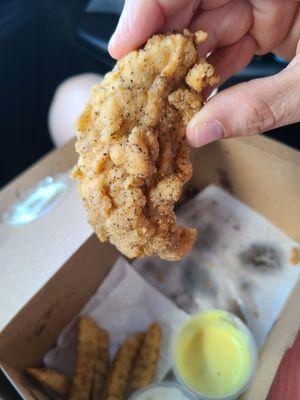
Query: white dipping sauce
133 386 192 400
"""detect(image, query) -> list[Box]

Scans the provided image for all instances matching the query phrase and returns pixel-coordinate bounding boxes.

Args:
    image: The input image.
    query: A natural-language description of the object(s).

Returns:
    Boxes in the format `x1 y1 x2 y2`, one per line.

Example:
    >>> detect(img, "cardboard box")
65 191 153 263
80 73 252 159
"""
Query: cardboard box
1 136 300 399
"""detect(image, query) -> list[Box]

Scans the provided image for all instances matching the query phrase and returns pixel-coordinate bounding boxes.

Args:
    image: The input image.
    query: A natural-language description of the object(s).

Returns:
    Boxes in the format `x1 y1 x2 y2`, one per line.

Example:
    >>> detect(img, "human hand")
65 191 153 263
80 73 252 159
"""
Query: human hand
109 0 300 146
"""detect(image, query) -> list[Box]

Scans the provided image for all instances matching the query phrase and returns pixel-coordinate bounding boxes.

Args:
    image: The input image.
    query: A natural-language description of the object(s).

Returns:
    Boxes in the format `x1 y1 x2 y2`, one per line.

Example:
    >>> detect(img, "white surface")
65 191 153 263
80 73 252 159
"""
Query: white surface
134 185 300 348
44 258 188 379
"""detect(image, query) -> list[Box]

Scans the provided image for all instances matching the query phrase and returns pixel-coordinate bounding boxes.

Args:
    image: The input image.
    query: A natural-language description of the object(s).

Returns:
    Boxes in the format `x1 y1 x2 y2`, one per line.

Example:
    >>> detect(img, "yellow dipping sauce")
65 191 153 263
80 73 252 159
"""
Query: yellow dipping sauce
173 310 256 399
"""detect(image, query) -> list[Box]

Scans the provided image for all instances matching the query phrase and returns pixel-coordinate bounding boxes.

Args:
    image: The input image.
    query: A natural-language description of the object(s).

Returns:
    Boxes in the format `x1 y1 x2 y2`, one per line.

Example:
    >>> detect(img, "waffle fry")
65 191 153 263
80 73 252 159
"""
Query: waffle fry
91 326 110 400
25 367 70 397
130 322 162 390
69 316 104 400
102 333 144 400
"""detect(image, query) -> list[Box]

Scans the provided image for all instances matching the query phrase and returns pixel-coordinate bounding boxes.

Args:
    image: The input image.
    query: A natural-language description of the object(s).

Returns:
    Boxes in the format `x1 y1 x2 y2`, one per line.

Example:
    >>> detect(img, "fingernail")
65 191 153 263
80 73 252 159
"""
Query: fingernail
108 32 117 49
188 120 224 147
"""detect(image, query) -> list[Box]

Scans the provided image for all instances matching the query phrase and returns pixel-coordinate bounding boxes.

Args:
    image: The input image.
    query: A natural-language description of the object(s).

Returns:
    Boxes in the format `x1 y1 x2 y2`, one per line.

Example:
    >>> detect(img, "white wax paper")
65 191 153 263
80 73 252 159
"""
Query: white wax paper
134 185 300 348
44 258 188 379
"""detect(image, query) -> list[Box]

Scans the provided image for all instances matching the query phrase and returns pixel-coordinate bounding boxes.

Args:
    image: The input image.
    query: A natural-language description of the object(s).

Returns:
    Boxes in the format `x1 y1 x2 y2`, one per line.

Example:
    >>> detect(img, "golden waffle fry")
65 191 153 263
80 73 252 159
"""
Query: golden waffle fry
130 322 162 390
69 316 104 400
102 333 144 400
25 367 70 397
91 326 110 400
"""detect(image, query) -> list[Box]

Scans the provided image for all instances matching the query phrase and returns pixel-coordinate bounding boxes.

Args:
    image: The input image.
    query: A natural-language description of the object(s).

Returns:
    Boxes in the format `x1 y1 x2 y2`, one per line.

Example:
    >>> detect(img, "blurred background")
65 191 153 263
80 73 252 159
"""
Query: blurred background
1 0 299 189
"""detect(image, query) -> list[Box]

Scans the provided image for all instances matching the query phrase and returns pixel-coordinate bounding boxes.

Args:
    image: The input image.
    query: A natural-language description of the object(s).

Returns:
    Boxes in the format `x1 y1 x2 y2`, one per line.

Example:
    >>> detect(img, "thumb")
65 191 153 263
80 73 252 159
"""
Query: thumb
108 0 164 59
187 56 300 147
109 0 199 59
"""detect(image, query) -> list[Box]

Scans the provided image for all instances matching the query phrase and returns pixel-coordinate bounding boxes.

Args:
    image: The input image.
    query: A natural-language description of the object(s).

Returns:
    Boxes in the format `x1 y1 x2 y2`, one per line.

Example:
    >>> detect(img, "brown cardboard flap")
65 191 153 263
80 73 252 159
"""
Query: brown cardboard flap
0 139 76 215
1 135 300 400
0 362 49 400
242 280 300 400
0 141 91 332
0 181 93 332
190 136 300 242
0 235 118 370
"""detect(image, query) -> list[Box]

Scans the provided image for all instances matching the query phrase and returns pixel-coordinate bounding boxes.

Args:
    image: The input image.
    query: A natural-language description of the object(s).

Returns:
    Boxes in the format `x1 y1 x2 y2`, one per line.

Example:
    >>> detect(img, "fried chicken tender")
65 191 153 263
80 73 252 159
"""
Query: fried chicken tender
102 333 144 400
25 367 70 397
130 322 162 390
72 29 218 260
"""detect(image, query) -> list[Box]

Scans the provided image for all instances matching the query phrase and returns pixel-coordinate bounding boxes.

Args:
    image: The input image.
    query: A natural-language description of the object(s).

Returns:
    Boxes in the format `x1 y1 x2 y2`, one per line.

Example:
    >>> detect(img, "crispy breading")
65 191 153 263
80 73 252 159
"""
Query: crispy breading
290 247 300 265
91 325 110 400
130 323 162 390
186 58 219 92
69 317 105 400
25 367 70 397
102 333 144 400
168 88 203 125
73 30 218 260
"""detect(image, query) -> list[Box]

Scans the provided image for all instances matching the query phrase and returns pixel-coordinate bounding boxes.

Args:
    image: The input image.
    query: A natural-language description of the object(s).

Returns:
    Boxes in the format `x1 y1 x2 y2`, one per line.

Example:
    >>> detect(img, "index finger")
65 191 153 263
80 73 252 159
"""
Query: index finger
189 0 253 57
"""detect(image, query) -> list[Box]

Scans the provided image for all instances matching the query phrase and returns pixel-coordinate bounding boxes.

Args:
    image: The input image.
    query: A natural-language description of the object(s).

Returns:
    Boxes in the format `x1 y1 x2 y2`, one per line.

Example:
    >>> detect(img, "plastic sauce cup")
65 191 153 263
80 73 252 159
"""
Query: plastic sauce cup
172 309 257 400
129 382 198 400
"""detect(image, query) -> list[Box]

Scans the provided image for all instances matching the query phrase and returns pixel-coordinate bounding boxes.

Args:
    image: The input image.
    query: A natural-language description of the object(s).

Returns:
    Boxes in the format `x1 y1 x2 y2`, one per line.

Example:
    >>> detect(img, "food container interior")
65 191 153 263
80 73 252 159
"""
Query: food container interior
1 135 300 400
